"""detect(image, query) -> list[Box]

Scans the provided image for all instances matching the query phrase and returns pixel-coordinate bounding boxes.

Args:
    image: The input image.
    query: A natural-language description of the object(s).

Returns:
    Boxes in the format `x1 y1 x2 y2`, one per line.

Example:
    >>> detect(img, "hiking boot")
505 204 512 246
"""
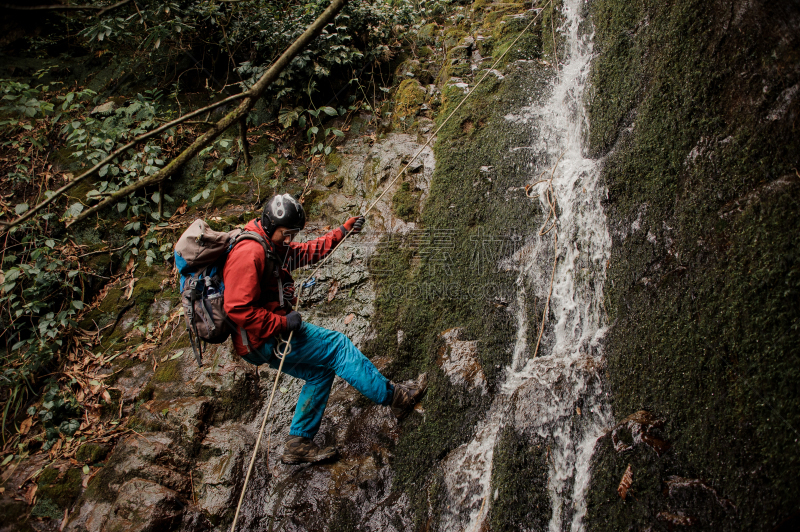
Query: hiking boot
280 436 338 465
390 373 428 420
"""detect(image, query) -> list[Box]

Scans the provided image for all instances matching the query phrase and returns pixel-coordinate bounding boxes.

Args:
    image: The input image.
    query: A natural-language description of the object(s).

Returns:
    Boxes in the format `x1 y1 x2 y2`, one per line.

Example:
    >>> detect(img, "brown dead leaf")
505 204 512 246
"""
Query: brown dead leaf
82 467 101 488
176 200 187 215
344 313 355 325
50 438 63 458
19 418 32 435
59 507 69 531
327 280 339 302
618 464 633 500
23 483 37 505
102 389 111 403
124 276 137 300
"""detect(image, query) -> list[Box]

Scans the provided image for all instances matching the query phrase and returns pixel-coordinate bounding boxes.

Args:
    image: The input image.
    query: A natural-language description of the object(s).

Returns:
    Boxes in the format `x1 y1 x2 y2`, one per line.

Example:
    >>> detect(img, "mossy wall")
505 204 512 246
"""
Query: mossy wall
360 1 564 524
586 0 800 530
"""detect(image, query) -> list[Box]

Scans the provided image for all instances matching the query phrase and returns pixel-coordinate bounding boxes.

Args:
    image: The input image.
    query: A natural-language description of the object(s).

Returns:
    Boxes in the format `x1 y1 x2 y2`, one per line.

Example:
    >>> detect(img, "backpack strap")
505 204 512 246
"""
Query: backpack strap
184 275 205 366
229 231 283 355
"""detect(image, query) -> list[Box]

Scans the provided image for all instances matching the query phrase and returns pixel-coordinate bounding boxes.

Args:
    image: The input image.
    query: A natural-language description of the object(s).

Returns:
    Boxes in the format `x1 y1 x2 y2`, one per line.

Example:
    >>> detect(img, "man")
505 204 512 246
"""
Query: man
224 193 427 464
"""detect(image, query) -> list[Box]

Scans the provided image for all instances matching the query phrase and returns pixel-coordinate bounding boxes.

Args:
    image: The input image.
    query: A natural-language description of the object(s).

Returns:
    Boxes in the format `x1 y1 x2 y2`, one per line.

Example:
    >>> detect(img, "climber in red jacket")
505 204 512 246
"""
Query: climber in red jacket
223 193 427 465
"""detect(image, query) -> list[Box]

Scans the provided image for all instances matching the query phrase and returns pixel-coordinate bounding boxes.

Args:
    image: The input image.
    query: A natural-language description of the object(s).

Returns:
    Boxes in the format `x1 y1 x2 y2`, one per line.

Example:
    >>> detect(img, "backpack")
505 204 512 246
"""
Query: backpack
174 219 279 366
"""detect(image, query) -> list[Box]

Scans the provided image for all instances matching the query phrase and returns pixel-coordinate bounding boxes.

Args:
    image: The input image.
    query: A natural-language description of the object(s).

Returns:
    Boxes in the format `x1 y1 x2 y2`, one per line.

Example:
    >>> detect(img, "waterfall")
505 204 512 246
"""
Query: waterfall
439 0 612 529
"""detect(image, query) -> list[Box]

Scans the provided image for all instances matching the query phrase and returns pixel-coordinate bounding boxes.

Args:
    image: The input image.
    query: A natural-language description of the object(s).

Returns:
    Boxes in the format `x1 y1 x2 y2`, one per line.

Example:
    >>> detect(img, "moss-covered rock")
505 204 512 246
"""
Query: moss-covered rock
586 0 800 530
417 23 439 45
489 427 551 531
76 443 111 464
32 467 83 518
363 16 555 516
394 79 426 126
391 181 420 221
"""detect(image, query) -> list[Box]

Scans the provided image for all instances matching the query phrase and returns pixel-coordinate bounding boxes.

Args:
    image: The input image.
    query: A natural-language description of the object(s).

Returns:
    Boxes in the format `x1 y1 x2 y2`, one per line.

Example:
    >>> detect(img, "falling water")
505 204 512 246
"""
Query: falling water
439 0 612 530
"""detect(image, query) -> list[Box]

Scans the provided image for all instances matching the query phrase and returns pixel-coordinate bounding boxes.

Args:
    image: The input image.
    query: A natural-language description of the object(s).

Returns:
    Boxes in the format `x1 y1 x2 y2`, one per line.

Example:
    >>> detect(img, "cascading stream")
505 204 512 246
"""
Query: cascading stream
439 0 612 530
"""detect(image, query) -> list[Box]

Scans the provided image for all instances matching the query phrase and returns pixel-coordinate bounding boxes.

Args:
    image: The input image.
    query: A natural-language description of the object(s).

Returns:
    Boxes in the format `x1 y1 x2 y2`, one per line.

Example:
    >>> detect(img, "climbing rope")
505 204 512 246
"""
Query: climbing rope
229 1 554 529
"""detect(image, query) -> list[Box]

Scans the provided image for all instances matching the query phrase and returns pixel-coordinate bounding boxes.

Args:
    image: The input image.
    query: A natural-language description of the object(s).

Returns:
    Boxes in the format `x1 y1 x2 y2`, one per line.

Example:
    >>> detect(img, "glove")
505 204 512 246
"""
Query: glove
342 216 365 234
285 311 302 332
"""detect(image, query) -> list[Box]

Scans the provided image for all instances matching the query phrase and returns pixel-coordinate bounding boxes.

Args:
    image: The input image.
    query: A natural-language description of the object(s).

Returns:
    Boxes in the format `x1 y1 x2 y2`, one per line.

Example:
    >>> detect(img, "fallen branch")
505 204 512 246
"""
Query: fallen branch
0 92 248 233
67 0 348 226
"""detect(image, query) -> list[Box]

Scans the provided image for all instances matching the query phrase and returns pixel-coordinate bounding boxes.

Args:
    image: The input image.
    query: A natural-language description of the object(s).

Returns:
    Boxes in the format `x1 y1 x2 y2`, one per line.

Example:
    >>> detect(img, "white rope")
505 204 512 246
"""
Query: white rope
229 2 554 529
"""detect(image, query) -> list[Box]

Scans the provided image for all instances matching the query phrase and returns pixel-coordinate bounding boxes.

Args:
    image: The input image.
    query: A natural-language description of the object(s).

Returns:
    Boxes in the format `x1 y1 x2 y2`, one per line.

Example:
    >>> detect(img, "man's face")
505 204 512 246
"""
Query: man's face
271 226 300 247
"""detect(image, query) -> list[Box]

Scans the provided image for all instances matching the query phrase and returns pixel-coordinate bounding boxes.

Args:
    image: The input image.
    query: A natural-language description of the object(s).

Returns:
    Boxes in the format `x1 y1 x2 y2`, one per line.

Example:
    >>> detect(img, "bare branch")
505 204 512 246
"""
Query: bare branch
0 92 248 232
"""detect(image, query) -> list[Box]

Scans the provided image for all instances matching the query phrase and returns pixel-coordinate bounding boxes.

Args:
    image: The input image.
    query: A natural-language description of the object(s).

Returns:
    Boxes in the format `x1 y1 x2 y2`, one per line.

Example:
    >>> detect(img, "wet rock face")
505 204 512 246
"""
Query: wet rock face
437 328 486 393
53 114 436 532
587 0 800 529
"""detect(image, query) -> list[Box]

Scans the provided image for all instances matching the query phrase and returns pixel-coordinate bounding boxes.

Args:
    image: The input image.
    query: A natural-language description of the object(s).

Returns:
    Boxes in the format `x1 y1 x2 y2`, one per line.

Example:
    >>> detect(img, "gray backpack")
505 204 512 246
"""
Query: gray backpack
174 219 279 365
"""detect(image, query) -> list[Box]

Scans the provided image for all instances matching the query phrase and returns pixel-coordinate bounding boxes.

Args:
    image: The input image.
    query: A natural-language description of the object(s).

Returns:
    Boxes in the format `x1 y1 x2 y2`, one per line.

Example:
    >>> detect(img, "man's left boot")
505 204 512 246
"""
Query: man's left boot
280 436 338 465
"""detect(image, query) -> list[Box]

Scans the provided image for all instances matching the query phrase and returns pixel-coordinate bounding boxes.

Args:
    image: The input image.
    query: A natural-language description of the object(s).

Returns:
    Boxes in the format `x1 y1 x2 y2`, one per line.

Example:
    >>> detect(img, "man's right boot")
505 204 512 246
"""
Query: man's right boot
280 436 338 465
391 373 428 420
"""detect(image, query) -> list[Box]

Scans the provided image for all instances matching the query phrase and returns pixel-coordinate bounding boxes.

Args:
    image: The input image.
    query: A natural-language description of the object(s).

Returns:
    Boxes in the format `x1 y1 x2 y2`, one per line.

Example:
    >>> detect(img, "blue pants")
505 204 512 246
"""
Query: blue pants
242 323 394 439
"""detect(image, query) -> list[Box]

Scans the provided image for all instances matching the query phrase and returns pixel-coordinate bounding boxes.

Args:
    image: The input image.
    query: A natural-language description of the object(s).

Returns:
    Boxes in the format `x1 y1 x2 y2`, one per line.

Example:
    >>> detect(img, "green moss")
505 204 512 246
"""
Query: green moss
153 359 180 383
586 0 800 530
131 268 165 315
391 182 420 221
76 443 110 464
394 79 426 125
211 182 249 208
489 427 551 531
443 28 467 48
97 288 124 314
33 467 82 517
417 45 434 59
417 23 439 45
325 152 342 173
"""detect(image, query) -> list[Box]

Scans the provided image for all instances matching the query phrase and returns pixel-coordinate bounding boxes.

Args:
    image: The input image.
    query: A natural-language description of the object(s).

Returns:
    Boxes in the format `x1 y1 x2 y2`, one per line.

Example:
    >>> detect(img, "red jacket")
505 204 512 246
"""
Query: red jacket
223 219 345 356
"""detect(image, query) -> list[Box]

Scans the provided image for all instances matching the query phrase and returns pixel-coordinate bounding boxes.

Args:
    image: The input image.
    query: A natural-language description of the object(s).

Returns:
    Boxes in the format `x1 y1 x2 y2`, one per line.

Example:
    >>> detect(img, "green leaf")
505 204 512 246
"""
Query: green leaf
72 300 84 310
117 202 127 213
321 106 337 116
14 203 28 215
324 146 331 155
1 455 13 466
151 192 160 204
68 203 84 217
82 464 90 474
169 351 182 360
332 129 344 137
45 239 55 248
279 387 288 393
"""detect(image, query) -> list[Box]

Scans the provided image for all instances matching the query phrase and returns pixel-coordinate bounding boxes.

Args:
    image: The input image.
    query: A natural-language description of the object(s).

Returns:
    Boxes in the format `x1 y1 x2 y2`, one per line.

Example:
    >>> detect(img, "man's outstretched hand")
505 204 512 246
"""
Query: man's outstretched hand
342 216 365 234
286 311 303 332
